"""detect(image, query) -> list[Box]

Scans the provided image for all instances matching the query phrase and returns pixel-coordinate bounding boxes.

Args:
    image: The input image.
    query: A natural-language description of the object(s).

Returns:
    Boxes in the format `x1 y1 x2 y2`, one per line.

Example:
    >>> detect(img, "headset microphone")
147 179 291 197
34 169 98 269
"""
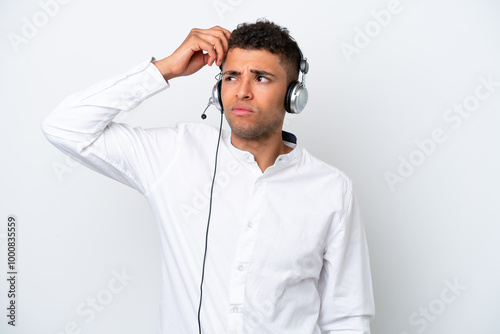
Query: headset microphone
200 97 215 119
201 72 224 119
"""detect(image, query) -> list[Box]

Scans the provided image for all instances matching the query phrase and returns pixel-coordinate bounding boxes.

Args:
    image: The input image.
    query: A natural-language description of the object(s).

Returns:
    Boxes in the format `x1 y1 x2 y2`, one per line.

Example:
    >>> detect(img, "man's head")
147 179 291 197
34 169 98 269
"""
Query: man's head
227 19 302 85
219 20 304 143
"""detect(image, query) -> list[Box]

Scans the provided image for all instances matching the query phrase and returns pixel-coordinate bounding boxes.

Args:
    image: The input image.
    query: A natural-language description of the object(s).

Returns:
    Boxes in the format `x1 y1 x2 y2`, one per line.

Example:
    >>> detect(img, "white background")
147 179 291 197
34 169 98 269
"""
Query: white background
1 0 499 333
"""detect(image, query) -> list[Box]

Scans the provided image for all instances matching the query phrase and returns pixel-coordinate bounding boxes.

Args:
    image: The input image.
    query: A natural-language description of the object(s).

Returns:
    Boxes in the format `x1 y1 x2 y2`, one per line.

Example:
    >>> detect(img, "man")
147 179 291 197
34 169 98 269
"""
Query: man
42 20 374 334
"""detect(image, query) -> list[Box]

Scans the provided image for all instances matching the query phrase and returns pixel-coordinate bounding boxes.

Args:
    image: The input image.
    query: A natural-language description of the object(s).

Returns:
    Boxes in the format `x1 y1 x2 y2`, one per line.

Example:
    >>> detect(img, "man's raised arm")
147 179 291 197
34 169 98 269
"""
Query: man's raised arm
41 26 231 193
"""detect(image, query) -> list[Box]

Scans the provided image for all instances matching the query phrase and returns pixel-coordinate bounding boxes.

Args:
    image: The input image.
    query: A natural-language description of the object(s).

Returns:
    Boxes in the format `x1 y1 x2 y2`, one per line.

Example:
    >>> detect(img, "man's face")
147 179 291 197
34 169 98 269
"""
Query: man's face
221 48 289 142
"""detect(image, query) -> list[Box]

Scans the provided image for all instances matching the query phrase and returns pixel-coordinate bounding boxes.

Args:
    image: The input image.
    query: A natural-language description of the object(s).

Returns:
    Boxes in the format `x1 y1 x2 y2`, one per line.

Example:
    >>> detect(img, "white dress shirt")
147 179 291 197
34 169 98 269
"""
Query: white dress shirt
42 59 375 334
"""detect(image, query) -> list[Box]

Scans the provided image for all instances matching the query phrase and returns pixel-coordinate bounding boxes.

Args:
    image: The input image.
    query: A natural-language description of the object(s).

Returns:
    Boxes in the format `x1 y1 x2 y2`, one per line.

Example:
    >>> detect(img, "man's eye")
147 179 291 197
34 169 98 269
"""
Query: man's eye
224 76 236 81
256 76 269 82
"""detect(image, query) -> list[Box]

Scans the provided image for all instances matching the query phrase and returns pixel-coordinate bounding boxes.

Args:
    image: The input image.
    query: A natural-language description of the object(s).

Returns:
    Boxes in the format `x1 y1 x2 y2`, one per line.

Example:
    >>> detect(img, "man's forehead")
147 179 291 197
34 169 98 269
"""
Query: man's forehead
222 48 286 74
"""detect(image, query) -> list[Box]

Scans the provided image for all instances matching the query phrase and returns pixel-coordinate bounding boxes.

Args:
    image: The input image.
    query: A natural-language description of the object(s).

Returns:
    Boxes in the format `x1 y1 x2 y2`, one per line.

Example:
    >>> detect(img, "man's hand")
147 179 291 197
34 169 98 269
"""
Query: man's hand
154 26 231 82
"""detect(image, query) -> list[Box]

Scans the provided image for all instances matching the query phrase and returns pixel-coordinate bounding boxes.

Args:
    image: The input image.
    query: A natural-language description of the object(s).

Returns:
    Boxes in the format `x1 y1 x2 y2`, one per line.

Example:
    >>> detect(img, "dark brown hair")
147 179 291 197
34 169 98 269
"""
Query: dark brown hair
228 19 302 83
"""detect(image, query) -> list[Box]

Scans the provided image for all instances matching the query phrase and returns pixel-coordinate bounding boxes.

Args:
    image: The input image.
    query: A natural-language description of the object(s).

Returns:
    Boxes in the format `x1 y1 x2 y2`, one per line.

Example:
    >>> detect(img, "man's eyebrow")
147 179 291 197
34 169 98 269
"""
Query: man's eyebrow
222 70 240 76
251 69 276 78
222 69 277 78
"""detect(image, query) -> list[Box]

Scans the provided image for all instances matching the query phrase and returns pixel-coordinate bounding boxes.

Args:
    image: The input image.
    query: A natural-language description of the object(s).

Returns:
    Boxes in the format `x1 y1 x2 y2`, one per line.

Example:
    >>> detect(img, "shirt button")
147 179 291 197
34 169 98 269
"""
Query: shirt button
238 265 244 271
248 222 254 228
232 307 239 313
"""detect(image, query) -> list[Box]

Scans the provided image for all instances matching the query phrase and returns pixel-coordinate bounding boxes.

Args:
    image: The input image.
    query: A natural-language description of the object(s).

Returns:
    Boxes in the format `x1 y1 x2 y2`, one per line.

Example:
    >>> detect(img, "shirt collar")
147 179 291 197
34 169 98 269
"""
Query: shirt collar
282 131 297 145
223 130 302 167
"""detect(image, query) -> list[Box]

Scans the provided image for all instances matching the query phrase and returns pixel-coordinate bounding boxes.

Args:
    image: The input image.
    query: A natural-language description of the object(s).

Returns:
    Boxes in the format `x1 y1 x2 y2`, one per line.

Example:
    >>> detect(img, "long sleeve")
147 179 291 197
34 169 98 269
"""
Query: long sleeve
41 58 172 194
318 185 375 334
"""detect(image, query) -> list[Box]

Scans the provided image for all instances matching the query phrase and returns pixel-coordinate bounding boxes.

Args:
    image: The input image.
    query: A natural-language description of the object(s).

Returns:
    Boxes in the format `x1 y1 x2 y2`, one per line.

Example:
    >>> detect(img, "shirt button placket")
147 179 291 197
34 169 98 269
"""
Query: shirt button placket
227 178 265 333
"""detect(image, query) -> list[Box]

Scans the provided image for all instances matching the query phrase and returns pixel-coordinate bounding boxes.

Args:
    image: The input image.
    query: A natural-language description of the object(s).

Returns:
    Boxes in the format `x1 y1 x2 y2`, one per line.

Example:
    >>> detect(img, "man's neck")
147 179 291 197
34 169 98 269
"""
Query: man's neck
231 130 293 173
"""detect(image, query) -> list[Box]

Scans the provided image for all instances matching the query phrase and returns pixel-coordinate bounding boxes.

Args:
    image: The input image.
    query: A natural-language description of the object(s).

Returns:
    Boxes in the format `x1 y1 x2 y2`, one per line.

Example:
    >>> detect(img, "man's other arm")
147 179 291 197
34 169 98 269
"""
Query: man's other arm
318 183 375 334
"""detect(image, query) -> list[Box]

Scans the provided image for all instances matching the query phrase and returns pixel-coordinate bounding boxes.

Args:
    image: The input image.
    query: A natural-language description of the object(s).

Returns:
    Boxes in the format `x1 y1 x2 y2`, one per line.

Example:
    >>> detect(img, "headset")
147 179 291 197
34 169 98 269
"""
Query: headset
202 49 309 117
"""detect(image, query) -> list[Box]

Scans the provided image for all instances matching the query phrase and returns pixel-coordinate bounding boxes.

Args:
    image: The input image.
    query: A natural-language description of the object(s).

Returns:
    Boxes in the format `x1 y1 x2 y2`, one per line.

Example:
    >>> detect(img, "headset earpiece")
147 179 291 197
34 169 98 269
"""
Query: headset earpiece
285 80 308 114
285 56 309 114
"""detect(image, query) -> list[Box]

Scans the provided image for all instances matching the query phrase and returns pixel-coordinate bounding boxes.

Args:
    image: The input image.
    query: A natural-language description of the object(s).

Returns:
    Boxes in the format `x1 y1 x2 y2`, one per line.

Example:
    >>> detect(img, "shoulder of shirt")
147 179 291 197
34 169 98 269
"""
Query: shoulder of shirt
171 121 219 135
299 147 354 193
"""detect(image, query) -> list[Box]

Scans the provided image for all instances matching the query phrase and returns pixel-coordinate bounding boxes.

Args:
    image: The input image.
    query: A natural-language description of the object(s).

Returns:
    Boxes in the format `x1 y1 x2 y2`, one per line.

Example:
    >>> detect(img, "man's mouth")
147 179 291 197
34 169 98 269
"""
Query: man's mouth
231 104 254 116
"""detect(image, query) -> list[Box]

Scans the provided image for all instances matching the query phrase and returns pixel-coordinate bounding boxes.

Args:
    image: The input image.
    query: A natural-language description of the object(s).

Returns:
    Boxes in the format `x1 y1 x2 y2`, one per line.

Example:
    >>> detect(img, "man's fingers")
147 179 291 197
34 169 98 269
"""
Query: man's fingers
209 35 226 66
193 27 231 66
196 38 217 66
160 26 231 80
207 26 232 44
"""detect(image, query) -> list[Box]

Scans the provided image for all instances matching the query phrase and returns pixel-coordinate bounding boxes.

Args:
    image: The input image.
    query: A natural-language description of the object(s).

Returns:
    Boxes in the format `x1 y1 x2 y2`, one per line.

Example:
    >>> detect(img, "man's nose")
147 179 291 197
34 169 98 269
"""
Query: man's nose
235 79 253 100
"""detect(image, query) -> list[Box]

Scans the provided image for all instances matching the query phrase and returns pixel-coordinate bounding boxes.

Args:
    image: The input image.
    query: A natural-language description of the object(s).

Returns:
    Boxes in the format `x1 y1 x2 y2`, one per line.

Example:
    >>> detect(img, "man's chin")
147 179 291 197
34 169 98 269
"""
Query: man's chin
226 115 283 142
230 124 276 142
230 126 261 140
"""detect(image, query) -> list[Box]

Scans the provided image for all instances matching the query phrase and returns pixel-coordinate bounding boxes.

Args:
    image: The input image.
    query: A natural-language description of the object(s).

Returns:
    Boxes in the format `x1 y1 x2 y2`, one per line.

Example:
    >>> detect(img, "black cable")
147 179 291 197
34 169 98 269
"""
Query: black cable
197 109 224 334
